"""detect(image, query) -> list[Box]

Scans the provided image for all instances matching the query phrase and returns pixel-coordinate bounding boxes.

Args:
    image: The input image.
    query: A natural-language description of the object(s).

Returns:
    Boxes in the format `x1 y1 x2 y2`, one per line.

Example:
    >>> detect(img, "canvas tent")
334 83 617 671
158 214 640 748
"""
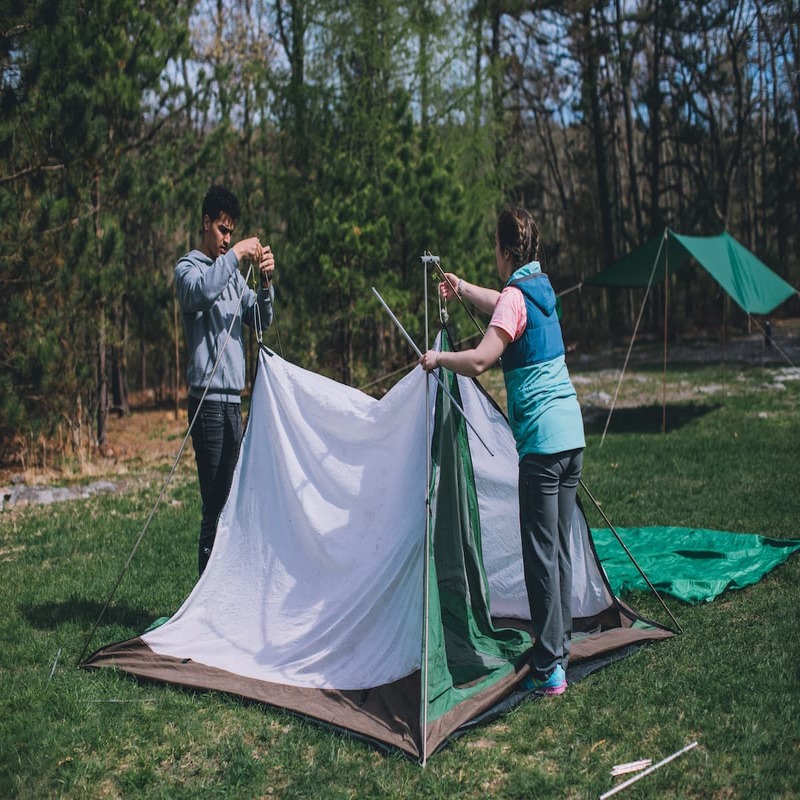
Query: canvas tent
84 338 673 762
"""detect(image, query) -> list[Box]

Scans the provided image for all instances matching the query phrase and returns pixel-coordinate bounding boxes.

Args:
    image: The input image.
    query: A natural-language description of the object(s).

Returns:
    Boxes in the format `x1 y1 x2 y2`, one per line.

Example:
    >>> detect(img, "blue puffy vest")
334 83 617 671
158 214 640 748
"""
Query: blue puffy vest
501 273 564 372
499 268 584 457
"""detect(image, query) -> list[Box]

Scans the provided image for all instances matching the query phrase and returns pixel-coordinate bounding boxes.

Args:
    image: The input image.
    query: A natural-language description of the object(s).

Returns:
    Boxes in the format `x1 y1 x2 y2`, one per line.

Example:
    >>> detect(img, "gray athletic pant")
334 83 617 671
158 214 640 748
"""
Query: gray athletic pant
518 448 584 678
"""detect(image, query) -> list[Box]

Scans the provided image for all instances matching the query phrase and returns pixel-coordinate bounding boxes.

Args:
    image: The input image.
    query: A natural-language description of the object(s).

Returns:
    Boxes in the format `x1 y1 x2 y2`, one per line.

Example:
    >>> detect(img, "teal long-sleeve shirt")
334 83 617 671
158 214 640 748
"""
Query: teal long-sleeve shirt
175 249 274 402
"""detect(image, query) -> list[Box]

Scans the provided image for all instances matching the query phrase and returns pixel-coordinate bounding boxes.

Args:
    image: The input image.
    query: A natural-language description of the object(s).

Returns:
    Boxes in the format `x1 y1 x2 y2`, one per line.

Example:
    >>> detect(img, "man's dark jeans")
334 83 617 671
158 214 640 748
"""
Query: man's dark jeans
188 396 243 575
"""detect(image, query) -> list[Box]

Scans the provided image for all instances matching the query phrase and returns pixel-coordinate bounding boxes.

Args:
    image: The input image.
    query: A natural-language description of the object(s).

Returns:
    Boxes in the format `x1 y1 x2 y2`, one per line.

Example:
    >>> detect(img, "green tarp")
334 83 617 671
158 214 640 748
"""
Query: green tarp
593 526 800 604
585 230 797 315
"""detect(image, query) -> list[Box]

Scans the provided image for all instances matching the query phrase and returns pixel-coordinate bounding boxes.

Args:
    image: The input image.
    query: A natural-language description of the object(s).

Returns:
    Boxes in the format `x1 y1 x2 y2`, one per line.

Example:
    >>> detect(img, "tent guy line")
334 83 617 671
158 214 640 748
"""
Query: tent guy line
76 262 257 666
598 232 665 446
748 314 798 369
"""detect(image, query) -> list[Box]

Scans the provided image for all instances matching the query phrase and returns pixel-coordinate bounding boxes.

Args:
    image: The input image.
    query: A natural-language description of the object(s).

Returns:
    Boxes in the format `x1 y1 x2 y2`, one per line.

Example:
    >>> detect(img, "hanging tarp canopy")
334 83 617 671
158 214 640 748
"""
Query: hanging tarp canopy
83 335 673 762
585 229 798 440
585 230 797 315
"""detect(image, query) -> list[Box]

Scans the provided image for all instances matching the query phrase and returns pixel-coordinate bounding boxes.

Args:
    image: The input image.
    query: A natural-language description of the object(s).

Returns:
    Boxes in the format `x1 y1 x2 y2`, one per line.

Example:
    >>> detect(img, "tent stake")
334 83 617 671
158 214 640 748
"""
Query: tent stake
49 648 62 680
579 480 682 634
600 741 698 799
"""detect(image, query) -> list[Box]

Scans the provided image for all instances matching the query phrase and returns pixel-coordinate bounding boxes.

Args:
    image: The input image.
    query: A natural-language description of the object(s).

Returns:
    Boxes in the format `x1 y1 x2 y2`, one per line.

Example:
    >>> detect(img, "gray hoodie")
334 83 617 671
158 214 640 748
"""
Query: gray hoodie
175 249 274 402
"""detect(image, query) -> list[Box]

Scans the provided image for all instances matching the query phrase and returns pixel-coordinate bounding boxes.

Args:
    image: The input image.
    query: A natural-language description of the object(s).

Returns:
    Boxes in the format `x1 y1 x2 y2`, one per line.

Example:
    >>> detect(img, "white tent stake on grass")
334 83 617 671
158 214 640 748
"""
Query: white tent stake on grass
600 741 699 799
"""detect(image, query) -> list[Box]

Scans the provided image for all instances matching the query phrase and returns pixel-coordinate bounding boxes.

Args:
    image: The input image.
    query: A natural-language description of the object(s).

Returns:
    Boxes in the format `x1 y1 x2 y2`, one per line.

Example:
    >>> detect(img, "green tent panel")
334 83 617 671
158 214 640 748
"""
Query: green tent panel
586 229 797 315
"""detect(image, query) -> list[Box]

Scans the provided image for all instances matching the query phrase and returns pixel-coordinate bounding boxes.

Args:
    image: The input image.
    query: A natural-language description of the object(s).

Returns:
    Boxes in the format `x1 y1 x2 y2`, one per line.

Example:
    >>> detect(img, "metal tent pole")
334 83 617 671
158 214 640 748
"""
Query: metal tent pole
662 244 669 434
420 253 432 767
371 287 493 456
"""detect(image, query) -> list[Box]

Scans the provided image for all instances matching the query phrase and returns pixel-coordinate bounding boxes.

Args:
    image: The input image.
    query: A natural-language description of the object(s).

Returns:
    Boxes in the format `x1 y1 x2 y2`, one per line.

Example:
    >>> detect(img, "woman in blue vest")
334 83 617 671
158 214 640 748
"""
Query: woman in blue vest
420 207 585 695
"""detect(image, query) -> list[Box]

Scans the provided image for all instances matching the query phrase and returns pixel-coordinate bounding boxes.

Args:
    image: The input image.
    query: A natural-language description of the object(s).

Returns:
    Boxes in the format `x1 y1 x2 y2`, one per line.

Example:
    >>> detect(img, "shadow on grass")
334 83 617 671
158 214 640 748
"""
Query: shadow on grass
583 402 722 435
23 598 156 633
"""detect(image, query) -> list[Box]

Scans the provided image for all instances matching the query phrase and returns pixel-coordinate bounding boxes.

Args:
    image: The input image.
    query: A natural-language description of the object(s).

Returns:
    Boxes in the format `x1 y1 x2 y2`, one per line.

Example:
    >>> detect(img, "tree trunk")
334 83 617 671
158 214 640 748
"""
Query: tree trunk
614 0 644 242
111 298 130 416
582 5 620 335
174 294 180 420
97 303 109 451
646 0 666 238
94 173 109 452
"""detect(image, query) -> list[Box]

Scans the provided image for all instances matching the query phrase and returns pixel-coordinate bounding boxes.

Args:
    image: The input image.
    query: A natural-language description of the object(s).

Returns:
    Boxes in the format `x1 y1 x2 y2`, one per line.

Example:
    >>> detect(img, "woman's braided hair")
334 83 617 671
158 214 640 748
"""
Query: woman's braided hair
496 207 540 269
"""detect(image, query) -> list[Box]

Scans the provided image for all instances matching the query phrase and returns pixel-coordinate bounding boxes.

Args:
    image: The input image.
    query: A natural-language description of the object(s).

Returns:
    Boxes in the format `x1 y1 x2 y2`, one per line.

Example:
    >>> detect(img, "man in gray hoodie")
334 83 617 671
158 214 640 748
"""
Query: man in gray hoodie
175 184 276 575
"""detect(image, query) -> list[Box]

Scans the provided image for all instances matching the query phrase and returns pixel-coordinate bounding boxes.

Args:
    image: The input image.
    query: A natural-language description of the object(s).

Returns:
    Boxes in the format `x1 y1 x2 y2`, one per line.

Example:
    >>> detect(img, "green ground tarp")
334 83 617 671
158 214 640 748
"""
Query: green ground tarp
594 526 800 604
585 230 797 315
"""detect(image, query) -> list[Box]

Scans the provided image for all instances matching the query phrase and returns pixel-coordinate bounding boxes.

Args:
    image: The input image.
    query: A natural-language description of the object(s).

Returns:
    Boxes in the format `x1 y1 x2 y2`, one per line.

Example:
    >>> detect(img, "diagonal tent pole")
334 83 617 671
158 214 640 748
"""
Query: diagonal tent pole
371 287 494 457
578 481 682 633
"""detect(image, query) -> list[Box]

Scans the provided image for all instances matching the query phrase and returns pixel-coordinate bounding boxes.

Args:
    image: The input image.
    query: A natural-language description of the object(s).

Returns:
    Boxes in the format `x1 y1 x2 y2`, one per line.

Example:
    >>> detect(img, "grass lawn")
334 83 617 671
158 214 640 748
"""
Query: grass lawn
1 358 799 799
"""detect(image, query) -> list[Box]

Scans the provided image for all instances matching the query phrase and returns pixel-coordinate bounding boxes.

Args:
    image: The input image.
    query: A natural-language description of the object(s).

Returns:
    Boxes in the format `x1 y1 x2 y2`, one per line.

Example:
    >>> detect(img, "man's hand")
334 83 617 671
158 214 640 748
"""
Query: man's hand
232 237 263 267
259 245 275 284
231 237 275 285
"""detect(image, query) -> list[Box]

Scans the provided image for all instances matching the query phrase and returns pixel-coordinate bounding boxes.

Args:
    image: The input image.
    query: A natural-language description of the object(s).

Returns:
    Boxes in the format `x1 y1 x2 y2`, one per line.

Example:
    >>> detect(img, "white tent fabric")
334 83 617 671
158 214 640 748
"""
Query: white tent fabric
145 351 432 690
143 345 611 692
462 380 611 620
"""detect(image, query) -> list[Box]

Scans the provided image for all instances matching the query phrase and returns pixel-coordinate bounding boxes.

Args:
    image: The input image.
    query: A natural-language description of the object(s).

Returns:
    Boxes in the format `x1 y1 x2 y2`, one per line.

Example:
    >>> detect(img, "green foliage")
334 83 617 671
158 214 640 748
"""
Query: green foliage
0 0 193 456
267 0 503 381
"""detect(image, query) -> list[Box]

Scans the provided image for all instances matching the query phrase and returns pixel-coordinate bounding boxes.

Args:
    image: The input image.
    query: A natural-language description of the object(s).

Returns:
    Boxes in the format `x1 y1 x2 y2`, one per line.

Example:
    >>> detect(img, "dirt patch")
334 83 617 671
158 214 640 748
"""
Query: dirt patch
0 401 192 490
2 323 798 494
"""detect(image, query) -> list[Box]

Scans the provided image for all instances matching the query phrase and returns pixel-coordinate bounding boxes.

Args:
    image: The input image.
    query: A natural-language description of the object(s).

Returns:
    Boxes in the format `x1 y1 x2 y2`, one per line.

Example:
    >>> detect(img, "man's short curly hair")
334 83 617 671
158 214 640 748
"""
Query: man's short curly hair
202 184 241 224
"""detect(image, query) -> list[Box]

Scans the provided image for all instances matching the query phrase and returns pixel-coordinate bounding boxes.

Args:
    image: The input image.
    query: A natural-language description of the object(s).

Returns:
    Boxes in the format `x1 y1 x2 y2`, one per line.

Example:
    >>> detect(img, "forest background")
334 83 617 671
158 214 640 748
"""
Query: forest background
1 0 798 468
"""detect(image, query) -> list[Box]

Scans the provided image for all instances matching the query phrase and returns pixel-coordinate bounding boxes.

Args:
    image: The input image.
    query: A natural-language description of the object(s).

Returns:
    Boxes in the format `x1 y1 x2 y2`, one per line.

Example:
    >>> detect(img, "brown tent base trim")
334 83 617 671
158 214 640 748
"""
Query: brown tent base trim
83 638 424 757
83 613 673 761
444 640 662 745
